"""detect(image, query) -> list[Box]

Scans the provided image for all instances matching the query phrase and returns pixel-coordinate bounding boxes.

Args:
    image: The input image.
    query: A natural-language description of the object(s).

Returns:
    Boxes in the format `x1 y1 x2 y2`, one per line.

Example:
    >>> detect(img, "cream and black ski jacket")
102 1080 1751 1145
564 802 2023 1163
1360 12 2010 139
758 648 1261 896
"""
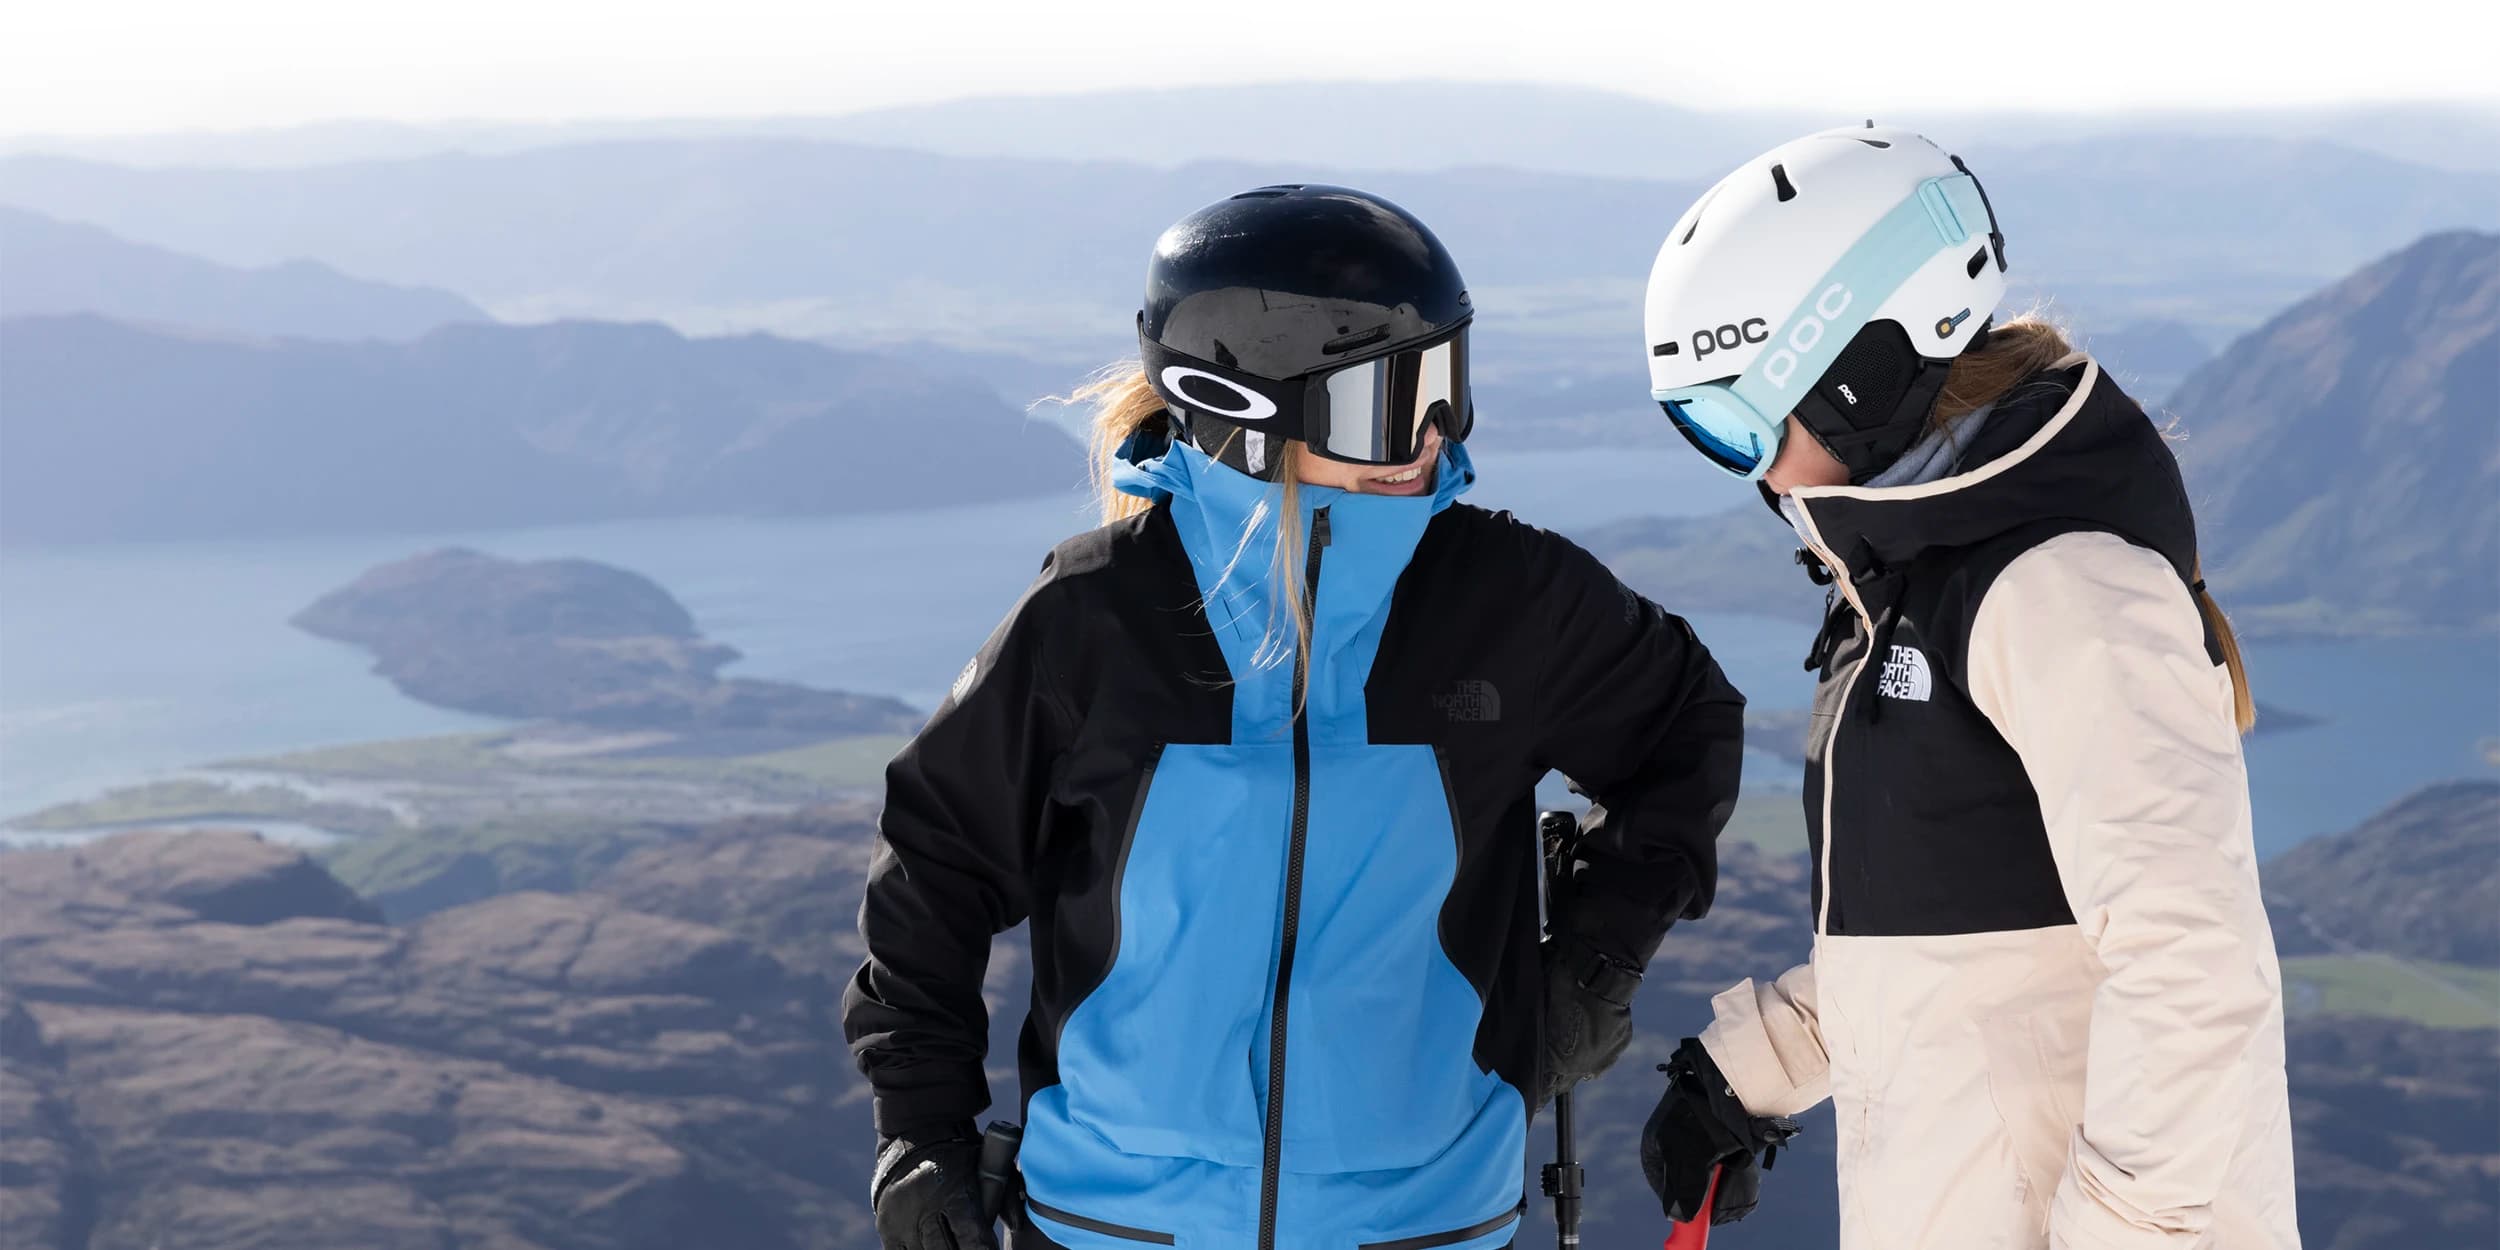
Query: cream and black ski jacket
1701 355 2300 1250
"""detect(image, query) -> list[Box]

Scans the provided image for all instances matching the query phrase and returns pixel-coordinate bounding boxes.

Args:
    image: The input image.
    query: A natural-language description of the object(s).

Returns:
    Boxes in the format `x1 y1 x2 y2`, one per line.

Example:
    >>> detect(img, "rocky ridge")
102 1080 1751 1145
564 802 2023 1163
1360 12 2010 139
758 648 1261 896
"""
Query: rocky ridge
2 789 2491 1249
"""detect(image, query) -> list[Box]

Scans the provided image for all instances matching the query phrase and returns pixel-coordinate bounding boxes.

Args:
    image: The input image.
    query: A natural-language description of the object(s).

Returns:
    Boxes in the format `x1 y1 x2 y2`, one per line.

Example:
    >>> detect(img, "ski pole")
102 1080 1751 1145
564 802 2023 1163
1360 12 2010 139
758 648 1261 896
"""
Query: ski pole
1543 1087 1583 1249
1536 809 1584 1250
1661 1166 1722 1250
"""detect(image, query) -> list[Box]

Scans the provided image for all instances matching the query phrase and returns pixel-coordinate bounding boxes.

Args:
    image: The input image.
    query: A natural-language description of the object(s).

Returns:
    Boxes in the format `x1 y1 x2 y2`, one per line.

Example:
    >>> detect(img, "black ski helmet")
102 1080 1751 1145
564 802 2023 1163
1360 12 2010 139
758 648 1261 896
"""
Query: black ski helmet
1138 184 1474 481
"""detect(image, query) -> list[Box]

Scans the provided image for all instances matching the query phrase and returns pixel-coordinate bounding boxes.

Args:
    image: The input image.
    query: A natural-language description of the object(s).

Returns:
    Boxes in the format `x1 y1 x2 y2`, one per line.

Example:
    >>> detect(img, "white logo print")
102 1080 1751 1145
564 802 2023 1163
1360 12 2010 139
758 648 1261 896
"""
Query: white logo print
1877 645 1932 702
1762 283 1854 390
1159 366 1279 423
950 658 979 704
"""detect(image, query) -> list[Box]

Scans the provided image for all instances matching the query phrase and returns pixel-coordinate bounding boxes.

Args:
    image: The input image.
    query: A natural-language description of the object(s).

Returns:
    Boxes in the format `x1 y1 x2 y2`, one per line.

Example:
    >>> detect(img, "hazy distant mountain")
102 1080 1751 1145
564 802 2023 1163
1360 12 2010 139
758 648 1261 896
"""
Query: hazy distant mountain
0 315 1083 544
2170 230 2500 636
2267 781 2500 964
0 142 1698 362
0 132 2488 371
814 87 2500 179
4 85 2494 177
2080 319 2214 406
0 205 488 340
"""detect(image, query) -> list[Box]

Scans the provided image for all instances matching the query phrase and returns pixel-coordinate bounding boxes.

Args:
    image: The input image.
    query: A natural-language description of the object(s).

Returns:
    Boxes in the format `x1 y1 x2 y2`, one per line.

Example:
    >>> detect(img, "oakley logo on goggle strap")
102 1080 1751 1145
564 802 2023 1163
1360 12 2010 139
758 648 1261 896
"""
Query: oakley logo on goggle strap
1158 366 1279 422
1762 283 1855 391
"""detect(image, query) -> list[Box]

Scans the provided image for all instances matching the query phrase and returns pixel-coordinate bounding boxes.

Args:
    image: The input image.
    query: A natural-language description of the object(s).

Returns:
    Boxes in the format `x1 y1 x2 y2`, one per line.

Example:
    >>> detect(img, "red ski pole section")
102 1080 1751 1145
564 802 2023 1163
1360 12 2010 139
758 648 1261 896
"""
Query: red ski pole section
1661 1166 1721 1250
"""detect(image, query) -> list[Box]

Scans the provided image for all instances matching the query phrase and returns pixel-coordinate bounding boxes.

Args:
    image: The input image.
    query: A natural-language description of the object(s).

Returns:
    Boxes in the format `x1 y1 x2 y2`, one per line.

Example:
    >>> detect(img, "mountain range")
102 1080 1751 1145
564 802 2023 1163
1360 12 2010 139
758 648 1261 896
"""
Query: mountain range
2168 229 2500 636
1 126 2489 373
7 84 2495 177
0 205 488 341
0 315 1084 543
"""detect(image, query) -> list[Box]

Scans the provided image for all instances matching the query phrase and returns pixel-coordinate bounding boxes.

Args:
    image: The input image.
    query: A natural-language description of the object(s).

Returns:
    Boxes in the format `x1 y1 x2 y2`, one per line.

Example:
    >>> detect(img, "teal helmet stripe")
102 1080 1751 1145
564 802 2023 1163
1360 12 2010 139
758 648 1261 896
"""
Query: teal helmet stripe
1723 173 1990 426
1647 172 1993 481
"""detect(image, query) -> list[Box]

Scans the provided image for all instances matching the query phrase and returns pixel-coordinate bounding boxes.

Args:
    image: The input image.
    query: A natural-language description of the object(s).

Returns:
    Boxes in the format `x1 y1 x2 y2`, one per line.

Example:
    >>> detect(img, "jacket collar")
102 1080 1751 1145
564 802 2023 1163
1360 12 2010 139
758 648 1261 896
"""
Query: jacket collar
1787 356 2202 592
1112 430 1474 736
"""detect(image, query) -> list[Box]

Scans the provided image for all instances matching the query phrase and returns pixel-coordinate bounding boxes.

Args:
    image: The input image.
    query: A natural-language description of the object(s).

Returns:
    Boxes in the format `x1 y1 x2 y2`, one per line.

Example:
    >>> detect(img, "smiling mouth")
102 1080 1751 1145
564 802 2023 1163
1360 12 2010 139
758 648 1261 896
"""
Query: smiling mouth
1373 463 1427 485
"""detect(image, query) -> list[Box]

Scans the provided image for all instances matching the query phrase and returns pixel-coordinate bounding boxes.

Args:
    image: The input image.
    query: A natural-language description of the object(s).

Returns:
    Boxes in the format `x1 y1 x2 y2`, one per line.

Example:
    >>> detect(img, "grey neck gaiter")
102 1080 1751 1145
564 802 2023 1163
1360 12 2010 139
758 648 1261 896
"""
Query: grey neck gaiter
1776 400 1998 540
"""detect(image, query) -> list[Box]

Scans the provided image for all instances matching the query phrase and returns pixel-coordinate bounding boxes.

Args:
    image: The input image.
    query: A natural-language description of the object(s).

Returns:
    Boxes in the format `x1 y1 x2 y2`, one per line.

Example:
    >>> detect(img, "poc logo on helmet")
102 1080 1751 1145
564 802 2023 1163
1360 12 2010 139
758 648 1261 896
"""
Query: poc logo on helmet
1689 318 1768 360
1762 284 1854 390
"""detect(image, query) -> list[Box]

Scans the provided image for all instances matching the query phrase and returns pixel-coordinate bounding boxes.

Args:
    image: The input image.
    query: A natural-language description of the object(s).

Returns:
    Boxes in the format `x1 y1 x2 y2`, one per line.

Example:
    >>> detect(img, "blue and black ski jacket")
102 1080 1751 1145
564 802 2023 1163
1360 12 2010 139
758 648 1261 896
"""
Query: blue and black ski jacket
845 434 1745 1250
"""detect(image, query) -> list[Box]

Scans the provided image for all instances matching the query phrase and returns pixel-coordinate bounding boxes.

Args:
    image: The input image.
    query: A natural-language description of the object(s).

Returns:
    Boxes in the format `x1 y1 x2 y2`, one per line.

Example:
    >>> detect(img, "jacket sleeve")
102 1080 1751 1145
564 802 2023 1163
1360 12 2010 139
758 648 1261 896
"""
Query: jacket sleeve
1529 529 1747 968
841 561 1073 1138
1698 961 1832 1117
1964 532 2285 1250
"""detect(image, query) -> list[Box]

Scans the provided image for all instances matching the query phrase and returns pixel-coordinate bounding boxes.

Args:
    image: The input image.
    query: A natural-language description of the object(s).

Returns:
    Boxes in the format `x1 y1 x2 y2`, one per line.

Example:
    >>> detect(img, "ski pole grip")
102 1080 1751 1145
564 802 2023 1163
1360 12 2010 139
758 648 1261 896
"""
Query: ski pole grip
1661 1165 1721 1250
976 1120 1023 1221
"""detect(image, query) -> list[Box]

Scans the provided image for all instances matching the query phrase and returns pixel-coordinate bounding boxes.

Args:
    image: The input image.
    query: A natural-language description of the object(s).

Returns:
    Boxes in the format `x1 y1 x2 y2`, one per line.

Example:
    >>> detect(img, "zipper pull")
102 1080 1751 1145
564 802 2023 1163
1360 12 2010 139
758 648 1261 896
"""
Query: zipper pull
1312 506 1332 549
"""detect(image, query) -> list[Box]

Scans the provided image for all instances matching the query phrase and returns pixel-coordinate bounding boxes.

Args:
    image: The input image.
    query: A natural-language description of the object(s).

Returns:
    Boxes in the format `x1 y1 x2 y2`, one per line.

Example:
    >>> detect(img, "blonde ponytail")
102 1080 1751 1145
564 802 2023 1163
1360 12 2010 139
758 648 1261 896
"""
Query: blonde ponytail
1080 365 1169 525
1078 364 1314 691
2192 560 2259 735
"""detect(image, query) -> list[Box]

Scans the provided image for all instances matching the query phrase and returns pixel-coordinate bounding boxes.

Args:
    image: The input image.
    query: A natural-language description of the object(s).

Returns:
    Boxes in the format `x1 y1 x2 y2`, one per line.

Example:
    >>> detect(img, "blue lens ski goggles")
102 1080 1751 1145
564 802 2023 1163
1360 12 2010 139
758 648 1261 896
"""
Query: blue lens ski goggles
1653 384 1786 480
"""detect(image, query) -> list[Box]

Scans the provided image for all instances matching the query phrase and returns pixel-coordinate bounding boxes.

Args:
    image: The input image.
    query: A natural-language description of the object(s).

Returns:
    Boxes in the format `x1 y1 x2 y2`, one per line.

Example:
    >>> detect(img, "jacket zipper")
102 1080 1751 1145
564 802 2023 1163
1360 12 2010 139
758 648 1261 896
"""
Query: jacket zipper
1259 504 1330 1250
1786 496 1864 936
1787 494 1877 1165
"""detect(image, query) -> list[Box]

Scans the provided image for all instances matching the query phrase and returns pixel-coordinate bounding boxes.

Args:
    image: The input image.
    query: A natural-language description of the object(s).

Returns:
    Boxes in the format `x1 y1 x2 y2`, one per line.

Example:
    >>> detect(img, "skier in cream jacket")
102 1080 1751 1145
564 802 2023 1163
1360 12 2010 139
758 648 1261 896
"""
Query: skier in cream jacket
1628 125 2300 1250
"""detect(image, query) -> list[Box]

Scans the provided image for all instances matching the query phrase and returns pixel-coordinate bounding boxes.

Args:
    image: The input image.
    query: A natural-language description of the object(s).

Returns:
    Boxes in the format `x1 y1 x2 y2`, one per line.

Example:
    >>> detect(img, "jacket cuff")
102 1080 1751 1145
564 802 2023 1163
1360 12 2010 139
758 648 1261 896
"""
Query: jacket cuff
2048 1161 2204 1250
868 1060 992 1138
1561 854 1699 969
1697 976 1830 1119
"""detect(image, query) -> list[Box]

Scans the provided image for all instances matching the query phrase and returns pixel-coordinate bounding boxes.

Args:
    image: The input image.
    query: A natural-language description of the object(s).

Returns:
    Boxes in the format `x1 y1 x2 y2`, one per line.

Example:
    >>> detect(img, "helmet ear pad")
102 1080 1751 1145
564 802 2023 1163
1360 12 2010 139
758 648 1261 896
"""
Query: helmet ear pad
1791 320 1957 484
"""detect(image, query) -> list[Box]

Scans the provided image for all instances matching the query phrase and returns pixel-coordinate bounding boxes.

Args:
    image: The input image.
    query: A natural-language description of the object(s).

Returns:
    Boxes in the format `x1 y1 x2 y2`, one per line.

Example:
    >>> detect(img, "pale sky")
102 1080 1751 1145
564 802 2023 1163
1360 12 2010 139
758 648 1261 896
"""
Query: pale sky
4 0 2492 138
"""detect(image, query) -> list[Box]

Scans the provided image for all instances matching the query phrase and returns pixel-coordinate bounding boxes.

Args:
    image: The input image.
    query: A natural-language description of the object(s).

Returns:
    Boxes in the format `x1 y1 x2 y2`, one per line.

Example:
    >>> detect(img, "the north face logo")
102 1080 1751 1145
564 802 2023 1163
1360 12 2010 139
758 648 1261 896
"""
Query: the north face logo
950 658 979 704
1434 679 1502 723
1877 645 1932 702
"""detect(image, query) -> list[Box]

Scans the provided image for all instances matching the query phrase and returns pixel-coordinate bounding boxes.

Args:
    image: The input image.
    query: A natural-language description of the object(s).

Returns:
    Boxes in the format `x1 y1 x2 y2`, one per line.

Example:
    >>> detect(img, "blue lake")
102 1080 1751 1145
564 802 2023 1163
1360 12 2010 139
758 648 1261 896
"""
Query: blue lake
2 444 2490 858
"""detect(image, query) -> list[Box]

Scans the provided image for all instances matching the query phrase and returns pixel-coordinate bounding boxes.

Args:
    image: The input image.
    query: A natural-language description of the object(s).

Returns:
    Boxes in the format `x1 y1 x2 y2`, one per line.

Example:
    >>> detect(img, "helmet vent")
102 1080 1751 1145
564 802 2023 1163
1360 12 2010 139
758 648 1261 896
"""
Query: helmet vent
1231 185 1301 199
1680 184 1724 244
1771 163 1797 202
1851 138 1891 149
1966 246 1989 279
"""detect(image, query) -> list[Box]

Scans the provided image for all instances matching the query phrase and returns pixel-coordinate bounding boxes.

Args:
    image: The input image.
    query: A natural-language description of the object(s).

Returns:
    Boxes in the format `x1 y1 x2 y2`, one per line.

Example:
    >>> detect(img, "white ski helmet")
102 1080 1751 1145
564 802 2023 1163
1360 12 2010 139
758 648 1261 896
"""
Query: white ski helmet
1642 123 2008 482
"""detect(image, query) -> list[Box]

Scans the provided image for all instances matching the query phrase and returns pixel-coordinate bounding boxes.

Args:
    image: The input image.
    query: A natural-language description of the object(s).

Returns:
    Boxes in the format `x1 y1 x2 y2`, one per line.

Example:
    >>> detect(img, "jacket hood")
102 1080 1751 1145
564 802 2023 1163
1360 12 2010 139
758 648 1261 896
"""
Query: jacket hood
1789 356 2202 587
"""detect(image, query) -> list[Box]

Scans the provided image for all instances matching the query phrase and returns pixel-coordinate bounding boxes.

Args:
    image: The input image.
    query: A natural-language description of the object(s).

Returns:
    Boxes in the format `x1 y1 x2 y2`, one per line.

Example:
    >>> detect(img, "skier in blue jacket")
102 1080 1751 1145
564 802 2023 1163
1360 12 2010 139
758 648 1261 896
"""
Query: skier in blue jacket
844 184 1746 1250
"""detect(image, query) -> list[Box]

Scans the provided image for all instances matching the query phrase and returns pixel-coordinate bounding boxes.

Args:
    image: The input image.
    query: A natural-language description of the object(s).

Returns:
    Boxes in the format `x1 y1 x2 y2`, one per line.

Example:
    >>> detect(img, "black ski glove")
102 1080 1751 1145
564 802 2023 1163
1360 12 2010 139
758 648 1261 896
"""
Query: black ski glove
871 1124 999 1250
1639 1037 1800 1227
1537 933 1641 1107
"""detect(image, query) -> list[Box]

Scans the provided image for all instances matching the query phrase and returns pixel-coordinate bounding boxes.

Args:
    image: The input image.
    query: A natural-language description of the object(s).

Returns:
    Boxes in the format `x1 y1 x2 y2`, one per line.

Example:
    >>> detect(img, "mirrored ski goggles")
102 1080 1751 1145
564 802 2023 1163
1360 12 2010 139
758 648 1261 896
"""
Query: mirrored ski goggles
1138 320 1473 466
1653 382 1786 481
